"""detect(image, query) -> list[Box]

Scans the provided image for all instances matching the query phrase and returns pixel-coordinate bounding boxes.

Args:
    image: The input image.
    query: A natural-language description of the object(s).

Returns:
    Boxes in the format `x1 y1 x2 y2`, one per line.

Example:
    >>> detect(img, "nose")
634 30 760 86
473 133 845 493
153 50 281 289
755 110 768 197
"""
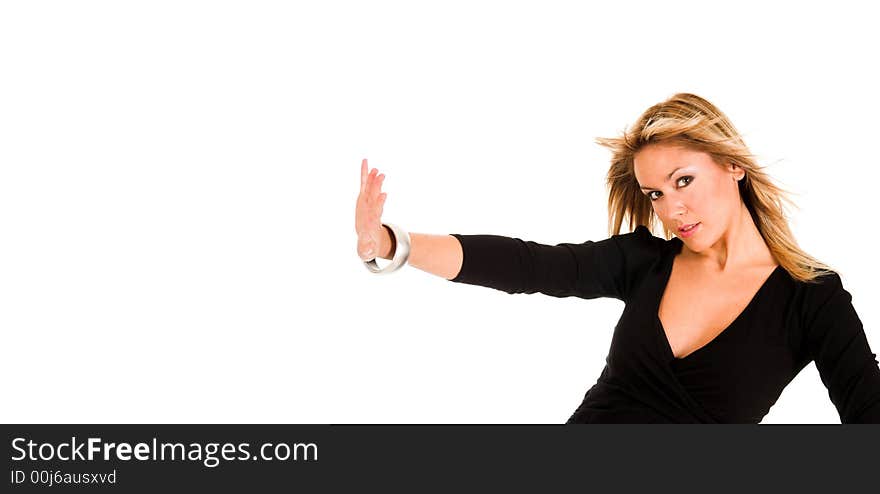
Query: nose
652 191 687 220
663 199 687 220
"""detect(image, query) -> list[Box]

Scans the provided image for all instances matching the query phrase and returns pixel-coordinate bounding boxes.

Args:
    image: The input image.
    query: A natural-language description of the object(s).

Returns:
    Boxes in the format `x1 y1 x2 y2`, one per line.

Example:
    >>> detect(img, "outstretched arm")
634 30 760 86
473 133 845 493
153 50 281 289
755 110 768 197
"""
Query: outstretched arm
355 160 664 299
446 226 664 302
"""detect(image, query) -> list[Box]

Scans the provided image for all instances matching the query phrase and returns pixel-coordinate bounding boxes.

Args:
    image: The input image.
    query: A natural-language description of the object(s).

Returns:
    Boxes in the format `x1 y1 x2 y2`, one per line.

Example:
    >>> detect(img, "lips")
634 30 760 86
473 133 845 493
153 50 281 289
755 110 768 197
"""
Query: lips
677 222 701 238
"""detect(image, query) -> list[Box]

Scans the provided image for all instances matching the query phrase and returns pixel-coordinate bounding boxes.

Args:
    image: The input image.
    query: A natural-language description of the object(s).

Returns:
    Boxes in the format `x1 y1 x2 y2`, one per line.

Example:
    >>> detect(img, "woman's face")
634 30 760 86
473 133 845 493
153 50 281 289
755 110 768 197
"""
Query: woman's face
632 142 744 251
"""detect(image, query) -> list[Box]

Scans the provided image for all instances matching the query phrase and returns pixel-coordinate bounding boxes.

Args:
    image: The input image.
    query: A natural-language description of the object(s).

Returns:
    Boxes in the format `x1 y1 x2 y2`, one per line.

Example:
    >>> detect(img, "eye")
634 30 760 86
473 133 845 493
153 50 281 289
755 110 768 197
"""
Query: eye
646 176 693 202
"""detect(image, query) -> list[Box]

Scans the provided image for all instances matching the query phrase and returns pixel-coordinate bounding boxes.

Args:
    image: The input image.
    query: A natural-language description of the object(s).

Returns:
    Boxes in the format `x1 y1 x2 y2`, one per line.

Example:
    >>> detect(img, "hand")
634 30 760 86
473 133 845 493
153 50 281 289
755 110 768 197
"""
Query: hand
355 158 388 261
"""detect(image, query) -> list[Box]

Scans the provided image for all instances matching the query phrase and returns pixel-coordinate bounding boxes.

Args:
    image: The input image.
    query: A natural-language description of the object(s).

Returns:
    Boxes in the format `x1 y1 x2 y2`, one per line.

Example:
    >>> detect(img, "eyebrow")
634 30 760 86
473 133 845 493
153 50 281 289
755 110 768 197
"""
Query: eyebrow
639 167 685 190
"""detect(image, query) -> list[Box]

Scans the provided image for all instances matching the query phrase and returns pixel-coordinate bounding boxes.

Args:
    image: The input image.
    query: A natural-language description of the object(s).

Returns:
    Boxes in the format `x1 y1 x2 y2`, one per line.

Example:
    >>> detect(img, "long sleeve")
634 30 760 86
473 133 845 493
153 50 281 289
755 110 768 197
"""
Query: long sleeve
803 273 880 423
447 224 664 303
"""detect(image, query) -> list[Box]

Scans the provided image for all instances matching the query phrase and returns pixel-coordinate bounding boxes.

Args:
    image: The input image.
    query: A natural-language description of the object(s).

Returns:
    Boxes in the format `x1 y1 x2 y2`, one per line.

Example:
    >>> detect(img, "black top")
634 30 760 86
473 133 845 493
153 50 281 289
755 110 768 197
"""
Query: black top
448 225 880 423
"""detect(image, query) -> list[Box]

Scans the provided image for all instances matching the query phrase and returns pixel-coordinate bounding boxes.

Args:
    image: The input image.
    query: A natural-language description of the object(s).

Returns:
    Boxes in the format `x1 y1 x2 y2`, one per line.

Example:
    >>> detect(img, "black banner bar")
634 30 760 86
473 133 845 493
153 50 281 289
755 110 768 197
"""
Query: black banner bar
3 425 877 491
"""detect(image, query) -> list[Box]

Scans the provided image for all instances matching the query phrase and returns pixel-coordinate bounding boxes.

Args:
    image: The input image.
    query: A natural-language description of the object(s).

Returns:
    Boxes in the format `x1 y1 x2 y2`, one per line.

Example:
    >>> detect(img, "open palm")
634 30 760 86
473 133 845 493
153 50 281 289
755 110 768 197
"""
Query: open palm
355 158 388 260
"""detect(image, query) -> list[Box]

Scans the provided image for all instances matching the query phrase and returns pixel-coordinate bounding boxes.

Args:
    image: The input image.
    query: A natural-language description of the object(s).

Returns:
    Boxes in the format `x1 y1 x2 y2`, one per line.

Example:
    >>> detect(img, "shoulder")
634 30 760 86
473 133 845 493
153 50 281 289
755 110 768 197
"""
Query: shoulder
793 270 847 303
788 270 855 330
607 225 678 281
774 265 844 296
610 224 671 246
808 270 851 304
774 269 855 362
610 224 678 257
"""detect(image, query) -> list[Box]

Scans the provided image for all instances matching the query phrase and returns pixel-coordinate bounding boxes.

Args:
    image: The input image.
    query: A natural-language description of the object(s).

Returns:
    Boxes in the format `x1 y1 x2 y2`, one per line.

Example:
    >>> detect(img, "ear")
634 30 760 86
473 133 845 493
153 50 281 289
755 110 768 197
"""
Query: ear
728 163 745 181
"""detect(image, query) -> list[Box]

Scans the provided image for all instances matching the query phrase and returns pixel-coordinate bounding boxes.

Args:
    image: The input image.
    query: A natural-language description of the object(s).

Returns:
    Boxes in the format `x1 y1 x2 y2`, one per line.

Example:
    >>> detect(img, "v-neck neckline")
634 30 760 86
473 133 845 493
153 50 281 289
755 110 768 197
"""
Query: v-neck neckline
655 239 782 362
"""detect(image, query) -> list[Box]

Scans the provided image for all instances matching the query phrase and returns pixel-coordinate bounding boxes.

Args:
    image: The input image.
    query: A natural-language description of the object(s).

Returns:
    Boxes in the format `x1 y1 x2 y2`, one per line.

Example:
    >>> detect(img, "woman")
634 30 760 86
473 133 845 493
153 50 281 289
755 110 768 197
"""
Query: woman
354 93 880 423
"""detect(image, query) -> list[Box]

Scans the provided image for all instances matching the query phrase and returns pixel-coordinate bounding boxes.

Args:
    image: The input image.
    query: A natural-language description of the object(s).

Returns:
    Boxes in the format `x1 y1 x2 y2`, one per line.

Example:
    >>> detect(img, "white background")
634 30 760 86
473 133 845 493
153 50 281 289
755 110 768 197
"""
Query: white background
1 1 877 423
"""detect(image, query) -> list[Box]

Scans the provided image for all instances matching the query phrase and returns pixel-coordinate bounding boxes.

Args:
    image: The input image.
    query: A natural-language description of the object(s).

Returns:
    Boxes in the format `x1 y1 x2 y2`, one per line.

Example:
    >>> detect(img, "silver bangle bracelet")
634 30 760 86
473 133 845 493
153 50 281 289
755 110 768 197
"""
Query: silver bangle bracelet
363 222 411 274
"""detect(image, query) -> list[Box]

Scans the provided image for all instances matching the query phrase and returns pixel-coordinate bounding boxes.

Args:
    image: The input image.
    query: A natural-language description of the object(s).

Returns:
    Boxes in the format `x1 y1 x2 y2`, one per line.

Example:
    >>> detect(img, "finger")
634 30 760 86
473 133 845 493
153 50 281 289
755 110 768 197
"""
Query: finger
372 174 385 200
366 168 378 197
360 159 368 193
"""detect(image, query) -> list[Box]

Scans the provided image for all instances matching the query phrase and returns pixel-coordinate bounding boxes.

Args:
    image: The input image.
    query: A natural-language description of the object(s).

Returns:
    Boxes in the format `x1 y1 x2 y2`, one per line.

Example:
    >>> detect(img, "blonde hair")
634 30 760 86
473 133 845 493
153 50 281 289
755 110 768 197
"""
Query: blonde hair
596 92 833 283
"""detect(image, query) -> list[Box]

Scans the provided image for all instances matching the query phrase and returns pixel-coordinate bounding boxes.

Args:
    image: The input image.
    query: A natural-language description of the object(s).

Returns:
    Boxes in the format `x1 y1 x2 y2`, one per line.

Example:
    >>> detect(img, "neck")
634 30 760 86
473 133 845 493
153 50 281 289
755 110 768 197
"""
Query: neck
683 202 774 273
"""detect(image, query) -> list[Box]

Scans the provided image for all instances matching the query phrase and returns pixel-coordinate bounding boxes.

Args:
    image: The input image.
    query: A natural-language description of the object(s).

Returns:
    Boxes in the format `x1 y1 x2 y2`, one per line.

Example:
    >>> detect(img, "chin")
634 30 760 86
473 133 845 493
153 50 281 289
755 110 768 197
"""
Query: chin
677 232 704 248
684 241 704 252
